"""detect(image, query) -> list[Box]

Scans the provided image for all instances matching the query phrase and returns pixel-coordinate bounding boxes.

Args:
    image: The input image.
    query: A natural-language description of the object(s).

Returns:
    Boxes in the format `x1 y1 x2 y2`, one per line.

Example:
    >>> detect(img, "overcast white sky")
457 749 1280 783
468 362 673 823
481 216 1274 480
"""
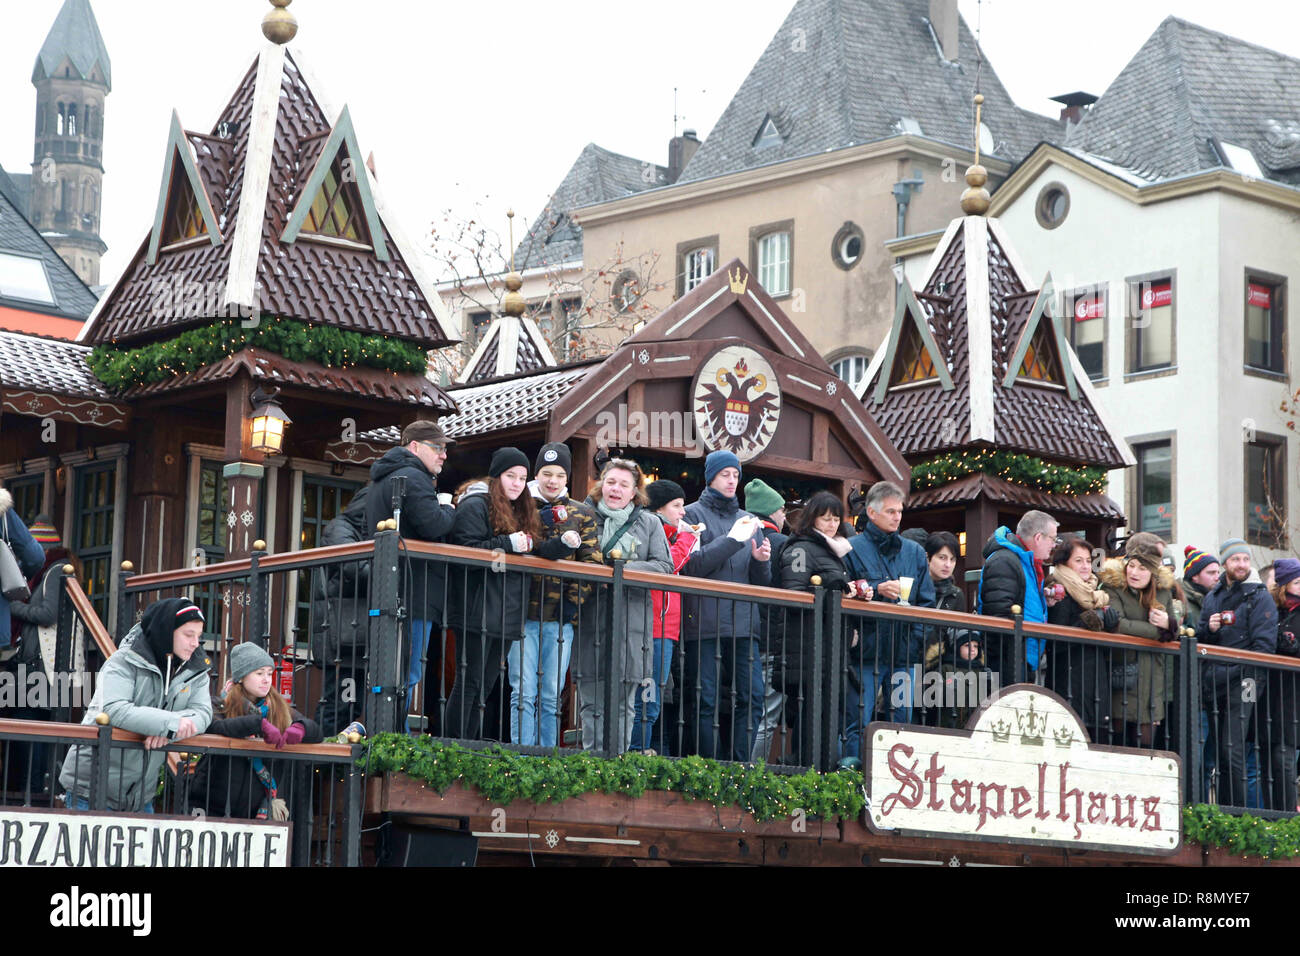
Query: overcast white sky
3 0 1299 285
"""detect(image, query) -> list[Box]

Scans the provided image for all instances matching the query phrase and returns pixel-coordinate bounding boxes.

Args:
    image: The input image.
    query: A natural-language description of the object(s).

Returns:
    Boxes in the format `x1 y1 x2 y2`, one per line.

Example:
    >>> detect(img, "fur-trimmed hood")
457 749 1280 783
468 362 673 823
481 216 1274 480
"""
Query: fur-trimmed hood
0 488 11 516
1099 556 1174 592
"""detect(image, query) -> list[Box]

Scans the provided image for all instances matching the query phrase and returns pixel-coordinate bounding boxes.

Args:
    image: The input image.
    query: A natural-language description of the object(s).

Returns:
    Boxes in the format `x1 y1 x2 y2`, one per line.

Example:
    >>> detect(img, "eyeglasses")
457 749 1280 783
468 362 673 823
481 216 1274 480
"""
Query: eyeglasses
605 458 642 477
419 441 448 455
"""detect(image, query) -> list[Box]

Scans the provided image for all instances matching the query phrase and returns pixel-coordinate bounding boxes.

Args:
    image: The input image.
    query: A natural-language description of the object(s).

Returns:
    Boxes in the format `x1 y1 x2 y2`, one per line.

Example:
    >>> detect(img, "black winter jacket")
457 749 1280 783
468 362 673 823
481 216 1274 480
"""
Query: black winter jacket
310 487 371 665
189 698 322 819
366 448 456 626
1196 576 1277 700
770 532 852 688
681 488 771 642
843 521 934 664
445 485 531 641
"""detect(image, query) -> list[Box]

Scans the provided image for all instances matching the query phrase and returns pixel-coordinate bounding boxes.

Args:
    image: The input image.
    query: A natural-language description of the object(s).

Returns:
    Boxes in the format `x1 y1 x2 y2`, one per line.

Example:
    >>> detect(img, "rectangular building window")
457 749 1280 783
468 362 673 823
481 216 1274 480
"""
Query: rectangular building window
1245 436 1286 546
467 310 491 344
1245 275 1285 374
1065 285 1107 381
1127 275 1175 373
1133 440 1173 540
684 248 715 293
194 461 229 637
74 461 117 625
757 231 791 296
675 234 719 297
8 473 44 526
295 476 364 640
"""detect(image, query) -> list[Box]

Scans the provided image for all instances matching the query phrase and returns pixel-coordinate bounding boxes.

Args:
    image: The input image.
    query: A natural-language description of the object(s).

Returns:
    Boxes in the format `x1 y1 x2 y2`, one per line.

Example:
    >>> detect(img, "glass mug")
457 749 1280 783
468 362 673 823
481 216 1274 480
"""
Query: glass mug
898 576 914 606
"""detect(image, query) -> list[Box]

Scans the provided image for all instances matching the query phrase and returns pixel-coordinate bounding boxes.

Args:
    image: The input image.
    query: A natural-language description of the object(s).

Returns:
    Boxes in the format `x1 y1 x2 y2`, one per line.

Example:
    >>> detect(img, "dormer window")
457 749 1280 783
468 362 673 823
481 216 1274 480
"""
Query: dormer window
1017 321 1063 385
753 115 783 150
892 321 937 384
161 165 210 245
303 154 369 244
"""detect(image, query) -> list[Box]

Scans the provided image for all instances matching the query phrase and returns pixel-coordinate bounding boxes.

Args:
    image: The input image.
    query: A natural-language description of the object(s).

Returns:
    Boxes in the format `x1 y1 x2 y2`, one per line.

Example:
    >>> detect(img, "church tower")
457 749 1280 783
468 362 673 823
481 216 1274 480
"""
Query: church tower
30 0 111 287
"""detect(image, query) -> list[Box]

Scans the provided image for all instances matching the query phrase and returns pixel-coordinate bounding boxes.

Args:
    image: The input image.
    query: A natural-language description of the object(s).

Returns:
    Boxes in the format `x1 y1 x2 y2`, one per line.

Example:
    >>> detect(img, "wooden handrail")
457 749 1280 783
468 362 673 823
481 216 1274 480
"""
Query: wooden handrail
0 717 354 756
63 575 116 657
124 540 377 589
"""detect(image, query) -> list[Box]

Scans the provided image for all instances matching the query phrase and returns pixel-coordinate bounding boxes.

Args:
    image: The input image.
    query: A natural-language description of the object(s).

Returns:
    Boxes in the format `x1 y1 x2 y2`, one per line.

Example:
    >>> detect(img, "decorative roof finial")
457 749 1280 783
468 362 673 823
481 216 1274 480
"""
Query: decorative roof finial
960 93 991 216
262 0 298 45
502 209 526 318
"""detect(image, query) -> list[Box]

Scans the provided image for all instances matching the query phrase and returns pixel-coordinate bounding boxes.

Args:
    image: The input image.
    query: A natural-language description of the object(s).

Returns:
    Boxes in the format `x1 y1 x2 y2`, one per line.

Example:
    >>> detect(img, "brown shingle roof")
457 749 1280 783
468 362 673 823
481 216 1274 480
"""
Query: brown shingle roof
0 327 111 399
906 472 1125 520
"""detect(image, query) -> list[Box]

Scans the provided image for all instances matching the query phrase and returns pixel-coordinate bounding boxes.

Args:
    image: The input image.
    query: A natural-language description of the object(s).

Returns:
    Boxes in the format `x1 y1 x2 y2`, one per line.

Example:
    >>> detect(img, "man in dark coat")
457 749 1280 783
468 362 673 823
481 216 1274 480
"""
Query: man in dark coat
1181 545 1220 631
365 421 457 731
745 478 788 762
311 487 371 736
1196 538 1276 808
681 451 772 762
976 510 1059 685
841 481 935 758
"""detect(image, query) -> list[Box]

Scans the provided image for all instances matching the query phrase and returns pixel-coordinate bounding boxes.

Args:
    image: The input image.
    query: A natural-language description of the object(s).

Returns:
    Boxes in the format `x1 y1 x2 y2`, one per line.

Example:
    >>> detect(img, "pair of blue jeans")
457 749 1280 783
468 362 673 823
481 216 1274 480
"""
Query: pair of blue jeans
629 638 675 753
840 663 914 761
65 794 154 813
406 619 433 734
686 636 763 762
507 620 573 747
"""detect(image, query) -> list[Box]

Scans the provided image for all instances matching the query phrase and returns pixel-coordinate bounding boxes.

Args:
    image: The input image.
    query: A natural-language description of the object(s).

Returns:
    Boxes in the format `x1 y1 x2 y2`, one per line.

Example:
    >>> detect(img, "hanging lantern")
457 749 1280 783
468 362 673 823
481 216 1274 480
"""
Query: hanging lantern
249 386 291 454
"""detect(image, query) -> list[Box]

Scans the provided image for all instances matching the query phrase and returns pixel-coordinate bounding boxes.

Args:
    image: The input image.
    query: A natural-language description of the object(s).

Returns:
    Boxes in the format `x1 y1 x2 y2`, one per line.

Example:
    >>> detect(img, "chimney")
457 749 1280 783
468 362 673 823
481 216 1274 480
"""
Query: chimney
929 0 958 62
668 129 701 183
1049 92 1099 126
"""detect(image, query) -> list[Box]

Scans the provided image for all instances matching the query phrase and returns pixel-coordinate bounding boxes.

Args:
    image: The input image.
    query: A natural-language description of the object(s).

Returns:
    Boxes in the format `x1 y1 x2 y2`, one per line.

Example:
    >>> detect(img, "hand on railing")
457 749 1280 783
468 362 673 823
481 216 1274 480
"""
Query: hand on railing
847 579 873 601
262 718 284 748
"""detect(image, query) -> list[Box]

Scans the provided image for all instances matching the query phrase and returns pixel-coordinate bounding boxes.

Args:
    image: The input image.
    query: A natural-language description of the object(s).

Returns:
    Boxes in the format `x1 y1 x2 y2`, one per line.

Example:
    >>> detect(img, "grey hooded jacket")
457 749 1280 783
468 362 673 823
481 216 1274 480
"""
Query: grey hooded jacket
59 625 213 811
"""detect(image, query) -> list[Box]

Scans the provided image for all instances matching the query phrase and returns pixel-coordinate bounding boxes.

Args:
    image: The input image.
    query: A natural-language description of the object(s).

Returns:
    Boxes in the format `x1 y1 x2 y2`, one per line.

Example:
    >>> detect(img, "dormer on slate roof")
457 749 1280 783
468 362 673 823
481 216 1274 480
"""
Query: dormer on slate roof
457 313 557 385
858 212 1133 471
79 43 460 351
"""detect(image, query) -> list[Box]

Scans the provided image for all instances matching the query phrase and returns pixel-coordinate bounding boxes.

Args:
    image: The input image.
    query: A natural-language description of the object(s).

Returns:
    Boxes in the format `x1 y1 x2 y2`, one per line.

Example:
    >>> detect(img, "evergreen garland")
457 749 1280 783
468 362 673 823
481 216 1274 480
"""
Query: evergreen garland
87 316 428 390
361 734 865 823
911 450 1108 496
1183 804 1300 860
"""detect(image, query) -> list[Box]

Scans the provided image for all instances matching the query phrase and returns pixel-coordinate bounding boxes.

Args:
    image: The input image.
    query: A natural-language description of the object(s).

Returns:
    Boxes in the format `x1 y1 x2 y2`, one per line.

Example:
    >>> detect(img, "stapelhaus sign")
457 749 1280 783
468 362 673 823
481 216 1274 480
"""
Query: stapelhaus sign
867 685 1182 854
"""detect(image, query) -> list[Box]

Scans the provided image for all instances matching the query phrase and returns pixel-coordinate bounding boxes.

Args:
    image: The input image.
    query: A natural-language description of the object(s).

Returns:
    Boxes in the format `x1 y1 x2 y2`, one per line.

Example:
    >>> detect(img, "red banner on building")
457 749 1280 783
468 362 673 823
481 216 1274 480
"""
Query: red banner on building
1140 282 1172 309
1073 296 1104 321
1248 283 1272 309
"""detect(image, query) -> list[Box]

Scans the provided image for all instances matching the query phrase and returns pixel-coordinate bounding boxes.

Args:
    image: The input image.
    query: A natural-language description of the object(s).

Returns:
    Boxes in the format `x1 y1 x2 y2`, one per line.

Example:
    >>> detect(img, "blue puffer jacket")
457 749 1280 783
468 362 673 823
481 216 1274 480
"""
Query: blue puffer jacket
976 526 1047 670
681 488 771 641
1 490 46 649
844 520 935 664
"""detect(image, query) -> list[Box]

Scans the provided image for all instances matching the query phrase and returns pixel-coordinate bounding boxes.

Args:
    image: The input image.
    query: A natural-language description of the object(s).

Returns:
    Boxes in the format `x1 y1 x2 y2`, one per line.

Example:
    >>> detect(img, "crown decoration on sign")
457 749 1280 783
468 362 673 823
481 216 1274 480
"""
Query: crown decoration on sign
1052 723 1076 748
1016 698 1047 746
729 266 748 295
990 715 1013 744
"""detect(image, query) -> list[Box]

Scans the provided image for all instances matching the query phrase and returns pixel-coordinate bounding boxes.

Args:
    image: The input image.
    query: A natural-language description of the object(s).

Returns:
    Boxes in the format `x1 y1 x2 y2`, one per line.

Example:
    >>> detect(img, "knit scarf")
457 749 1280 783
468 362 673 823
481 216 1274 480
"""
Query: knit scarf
596 499 638 557
1051 563 1110 610
251 698 279 820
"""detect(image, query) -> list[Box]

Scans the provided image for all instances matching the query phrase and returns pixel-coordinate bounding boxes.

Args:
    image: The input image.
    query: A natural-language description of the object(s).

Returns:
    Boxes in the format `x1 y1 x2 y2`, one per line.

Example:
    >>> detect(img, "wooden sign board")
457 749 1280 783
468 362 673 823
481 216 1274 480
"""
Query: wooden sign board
866 684 1181 854
0 807 291 866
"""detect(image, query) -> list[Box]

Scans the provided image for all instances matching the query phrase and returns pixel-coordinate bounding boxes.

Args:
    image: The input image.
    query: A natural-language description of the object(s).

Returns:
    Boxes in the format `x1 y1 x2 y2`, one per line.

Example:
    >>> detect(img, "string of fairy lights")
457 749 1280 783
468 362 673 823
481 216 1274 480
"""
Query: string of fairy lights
87 315 428 390
911 449 1108 496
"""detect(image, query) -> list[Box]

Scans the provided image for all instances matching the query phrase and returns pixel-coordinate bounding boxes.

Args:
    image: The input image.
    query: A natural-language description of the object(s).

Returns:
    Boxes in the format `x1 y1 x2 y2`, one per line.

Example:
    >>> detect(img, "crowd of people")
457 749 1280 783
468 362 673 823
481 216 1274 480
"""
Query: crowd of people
4 429 1300 814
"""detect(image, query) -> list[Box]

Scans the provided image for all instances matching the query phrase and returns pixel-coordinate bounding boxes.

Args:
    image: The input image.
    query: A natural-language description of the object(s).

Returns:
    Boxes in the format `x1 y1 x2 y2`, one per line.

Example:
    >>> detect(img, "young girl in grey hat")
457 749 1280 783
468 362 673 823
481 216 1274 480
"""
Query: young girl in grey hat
188 642 321 820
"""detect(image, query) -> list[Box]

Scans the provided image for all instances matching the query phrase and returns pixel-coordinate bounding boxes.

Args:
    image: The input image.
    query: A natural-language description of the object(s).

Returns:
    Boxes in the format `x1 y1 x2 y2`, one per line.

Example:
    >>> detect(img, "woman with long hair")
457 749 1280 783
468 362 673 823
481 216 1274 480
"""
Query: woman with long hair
1045 534 1118 737
444 448 542 740
576 458 672 753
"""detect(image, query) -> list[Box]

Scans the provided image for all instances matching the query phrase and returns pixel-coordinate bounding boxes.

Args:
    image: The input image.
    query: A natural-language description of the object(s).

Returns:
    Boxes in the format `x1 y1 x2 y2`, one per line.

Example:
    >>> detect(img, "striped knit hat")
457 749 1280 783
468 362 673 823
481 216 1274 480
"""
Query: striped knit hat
1219 538 1251 564
28 515 60 549
1183 545 1218 579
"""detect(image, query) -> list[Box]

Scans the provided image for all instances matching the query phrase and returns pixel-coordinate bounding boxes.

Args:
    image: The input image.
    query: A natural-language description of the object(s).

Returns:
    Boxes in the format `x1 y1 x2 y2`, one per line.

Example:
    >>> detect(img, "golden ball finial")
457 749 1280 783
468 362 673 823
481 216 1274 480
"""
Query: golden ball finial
974 93 985 106
62 564 75 574
121 560 134 572
262 0 298 44
95 712 110 725
253 540 267 552
960 163 991 216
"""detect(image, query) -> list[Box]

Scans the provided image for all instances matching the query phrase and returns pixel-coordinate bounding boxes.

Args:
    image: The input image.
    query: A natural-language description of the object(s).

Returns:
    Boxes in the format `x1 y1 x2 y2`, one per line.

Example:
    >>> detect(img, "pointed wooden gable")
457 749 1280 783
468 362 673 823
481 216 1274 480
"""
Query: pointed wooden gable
550 258 909 488
860 215 1133 469
457 313 557 385
80 44 458 350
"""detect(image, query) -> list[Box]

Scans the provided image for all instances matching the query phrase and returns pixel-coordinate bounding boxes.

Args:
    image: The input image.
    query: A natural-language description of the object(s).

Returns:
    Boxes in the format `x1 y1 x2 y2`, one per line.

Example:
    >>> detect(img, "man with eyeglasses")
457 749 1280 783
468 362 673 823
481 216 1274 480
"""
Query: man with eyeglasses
976 509 1060 686
366 420 457 732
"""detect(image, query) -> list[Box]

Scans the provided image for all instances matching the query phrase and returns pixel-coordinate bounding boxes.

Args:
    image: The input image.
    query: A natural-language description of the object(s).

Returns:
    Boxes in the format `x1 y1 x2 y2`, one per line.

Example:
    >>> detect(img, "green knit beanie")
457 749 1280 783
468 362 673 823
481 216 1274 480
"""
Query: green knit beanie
744 479 785 519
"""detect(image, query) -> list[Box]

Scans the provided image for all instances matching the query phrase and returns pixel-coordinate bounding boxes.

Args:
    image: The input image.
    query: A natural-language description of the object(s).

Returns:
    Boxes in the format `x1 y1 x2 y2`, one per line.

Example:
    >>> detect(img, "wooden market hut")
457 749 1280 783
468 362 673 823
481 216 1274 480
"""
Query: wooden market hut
858 166 1134 582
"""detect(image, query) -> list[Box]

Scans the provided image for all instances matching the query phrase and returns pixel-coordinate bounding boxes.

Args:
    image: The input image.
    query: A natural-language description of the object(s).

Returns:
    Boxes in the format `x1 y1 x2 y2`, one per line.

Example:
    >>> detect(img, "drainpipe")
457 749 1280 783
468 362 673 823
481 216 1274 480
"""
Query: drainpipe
892 171 925 297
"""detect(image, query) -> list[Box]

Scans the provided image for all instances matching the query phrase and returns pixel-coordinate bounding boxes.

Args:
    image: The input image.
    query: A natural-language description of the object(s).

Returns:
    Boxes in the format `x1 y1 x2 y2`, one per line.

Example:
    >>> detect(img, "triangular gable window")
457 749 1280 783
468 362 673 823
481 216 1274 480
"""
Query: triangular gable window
754 115 783 150
1002 274 1079 399
161 158 209 245
870 278 953 403
1017 321 1063 384
303 152 369 244
892 321 936 384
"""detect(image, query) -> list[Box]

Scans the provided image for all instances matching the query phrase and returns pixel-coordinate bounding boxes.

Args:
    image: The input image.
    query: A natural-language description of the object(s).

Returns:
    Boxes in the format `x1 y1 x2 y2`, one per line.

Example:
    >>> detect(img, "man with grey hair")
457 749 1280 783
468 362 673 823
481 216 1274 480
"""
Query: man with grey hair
976 509 1060 684
841 481 935 758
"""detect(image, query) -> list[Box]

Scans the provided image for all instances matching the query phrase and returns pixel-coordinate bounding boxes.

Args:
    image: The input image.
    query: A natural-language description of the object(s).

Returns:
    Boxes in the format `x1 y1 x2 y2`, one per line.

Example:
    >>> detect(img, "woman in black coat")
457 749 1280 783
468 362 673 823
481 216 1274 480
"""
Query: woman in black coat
1045 534 1119 740
443 448 542 741
1267 560 1300 811
772 492 870 764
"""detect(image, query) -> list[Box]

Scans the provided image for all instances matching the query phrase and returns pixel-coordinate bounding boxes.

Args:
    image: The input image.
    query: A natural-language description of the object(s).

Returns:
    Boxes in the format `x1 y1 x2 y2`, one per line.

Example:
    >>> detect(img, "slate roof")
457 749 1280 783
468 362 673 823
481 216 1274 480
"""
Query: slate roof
33 0 111 90
679 0 1057 183
0 328 108 398
0 165 31 218
0 182 99 319
1069 16 1300 184
861 216 1130 469
84 48 458 349
458 314 557 384
513 143 668 270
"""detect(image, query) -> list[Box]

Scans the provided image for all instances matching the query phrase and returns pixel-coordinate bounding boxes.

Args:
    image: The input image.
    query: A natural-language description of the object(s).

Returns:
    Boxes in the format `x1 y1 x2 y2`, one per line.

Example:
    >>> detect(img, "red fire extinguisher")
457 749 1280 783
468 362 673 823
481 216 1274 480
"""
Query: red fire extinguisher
277 656 294 698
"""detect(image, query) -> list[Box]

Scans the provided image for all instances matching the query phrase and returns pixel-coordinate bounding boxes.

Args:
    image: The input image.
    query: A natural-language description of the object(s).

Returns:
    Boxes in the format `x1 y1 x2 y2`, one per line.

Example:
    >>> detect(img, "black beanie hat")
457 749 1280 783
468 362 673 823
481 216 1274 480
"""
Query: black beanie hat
489 446 531 478
140 597 205 666
534 442 573 477
647 479 686 512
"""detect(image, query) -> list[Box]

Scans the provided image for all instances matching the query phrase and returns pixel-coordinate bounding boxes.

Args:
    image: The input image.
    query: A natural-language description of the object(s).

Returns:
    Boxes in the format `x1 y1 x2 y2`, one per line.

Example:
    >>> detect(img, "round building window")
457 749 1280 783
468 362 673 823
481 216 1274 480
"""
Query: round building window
832 222 864 270
1035 182 1070 230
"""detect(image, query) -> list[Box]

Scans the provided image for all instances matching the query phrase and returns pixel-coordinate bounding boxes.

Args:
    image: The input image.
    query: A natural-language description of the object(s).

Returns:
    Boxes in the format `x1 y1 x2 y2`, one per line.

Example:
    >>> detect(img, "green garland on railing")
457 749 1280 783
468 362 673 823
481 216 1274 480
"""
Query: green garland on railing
911 450 1109 496
87 316 428 390
361 734 865 822
1183 804 1300 860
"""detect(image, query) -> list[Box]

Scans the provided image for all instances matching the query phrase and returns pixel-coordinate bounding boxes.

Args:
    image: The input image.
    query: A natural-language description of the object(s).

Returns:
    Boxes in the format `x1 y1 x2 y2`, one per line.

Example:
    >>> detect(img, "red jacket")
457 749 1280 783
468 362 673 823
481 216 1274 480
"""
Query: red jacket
651 520 698 641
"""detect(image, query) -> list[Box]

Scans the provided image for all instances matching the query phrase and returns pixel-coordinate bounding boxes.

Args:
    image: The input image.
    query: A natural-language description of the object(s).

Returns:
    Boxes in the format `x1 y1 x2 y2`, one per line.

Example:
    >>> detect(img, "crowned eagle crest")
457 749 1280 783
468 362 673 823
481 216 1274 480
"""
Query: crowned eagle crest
693 347 781 461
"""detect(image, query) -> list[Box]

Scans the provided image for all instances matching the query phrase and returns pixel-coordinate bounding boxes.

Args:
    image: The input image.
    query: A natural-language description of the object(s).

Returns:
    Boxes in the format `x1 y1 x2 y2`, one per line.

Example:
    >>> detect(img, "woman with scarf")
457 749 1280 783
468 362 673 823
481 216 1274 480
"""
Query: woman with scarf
189 642 321 819
1046 534 1119 738
60 597 213 812
575 457 672 754
1099 532 1180 747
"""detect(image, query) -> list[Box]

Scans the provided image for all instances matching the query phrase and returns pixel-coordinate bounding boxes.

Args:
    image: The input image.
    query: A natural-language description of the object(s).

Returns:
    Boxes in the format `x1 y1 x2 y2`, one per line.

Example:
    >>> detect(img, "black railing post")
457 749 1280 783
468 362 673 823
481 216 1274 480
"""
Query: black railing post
818 583 844 773
1182 629 1202 805
603 556 627 756
89 716 112 810
249 540 269 648
115 561 136 641
290 761 312 866
53 564 76 723
367 528 402 735
1010 605 1026 686
342 743 362 867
